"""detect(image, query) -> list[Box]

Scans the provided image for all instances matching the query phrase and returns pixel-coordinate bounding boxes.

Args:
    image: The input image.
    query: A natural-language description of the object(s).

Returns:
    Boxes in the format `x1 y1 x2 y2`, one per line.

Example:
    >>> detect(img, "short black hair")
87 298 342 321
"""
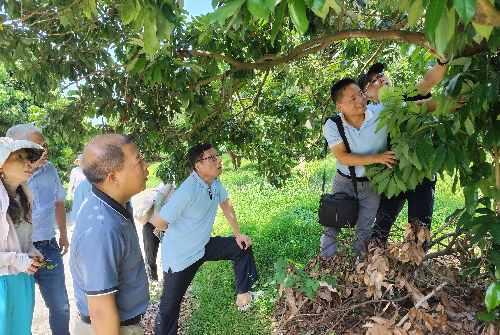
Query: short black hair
330 78 357 104
188 143 213 170
83 134 134 184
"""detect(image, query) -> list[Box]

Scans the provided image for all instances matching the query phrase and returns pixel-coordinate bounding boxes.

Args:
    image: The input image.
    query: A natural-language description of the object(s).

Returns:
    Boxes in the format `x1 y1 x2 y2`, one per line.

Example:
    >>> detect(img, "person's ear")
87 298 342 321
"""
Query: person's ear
335 103 342 112
106 172 119 185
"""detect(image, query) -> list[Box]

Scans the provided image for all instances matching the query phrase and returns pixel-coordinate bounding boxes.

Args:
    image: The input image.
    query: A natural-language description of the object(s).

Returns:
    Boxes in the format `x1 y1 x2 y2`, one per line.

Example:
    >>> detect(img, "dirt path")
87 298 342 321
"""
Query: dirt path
31 188 157 334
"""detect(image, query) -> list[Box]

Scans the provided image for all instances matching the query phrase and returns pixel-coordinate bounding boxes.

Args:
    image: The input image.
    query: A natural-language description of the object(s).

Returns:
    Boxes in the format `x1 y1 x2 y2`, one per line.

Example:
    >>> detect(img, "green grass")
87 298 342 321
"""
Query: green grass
169 154 464 335
146 162 163 189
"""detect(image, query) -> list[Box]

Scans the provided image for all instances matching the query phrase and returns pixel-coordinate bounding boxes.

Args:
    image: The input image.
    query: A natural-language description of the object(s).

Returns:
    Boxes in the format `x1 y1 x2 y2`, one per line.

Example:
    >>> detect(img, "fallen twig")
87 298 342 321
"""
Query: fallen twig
396 281 449 327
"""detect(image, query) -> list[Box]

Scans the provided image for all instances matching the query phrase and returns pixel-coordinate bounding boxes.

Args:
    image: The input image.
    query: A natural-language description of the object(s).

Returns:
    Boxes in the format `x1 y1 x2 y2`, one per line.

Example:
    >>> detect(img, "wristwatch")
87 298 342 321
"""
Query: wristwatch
437 59 449 66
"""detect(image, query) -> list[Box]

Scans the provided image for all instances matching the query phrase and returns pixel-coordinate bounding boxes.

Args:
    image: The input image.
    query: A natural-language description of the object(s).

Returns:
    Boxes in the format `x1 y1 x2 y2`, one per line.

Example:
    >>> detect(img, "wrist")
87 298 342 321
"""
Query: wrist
436 59 449 66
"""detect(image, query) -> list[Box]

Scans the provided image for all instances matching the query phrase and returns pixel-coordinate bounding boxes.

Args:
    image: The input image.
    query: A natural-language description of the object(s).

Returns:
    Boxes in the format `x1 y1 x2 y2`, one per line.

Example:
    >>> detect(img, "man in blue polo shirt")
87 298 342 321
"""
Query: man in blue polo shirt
321 78 397 256
7 124 70 335
70 134 150 335
152 143 259 335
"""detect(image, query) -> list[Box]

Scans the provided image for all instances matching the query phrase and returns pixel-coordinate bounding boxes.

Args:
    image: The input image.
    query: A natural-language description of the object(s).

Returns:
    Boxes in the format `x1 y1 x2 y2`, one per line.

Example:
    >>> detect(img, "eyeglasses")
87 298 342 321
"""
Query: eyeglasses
365 73 385 90
196 154 220 163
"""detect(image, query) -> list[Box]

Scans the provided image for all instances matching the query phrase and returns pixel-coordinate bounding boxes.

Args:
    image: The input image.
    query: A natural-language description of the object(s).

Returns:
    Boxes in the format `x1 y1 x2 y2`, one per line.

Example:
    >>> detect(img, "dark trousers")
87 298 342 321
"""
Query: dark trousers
371 176 436 246
143 222 160 281
154 236 259 335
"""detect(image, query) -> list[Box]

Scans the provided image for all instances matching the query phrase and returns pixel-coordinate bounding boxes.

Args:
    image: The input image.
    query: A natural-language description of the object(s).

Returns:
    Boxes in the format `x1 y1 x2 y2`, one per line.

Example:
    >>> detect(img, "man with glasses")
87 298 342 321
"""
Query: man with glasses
357 52 449 249
152 143 259 335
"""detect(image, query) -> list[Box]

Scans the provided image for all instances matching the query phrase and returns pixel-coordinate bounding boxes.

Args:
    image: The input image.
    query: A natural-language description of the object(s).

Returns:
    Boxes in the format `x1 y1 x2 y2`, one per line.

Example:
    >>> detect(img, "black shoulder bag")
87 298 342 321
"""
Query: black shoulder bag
318 115 360 228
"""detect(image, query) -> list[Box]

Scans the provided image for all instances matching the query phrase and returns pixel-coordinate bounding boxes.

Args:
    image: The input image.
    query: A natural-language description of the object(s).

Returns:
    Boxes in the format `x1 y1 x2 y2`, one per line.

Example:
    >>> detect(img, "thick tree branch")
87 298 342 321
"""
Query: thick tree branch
191 30 433 71
473 0 500 26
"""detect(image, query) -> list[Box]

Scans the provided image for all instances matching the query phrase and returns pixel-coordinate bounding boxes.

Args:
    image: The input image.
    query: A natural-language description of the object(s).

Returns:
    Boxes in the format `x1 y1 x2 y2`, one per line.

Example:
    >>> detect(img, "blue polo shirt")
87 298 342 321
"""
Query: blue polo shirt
159 171 228 272
70 179 92 222
27 161 66 241
70 185 149 321
323 106 388 177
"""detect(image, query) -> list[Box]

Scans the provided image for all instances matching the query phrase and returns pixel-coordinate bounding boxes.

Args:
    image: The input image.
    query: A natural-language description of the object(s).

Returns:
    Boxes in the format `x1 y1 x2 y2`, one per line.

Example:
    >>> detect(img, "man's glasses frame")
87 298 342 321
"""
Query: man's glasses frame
196 154 220 163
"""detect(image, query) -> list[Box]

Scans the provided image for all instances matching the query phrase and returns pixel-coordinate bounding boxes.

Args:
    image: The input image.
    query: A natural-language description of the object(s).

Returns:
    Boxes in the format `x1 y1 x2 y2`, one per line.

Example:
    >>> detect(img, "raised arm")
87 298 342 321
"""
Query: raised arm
416 51 449 96
219 198 251 250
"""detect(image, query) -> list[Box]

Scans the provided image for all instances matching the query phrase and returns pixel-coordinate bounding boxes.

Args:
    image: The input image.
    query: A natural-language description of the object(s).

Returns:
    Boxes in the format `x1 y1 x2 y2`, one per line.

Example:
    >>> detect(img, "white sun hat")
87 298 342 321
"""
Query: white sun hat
0 137 45 168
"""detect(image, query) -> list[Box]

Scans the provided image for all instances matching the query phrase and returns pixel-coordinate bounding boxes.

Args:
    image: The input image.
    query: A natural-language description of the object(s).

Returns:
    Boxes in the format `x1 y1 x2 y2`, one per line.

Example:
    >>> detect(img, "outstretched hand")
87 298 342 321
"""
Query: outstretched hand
235 234 252 250
378 151 397 168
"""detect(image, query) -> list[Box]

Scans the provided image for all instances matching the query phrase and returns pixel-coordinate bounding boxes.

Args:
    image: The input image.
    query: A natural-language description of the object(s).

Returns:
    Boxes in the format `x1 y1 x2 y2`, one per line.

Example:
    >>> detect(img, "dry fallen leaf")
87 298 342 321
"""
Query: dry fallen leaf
423 313 434 331
366 324 392 335
406 283 429 309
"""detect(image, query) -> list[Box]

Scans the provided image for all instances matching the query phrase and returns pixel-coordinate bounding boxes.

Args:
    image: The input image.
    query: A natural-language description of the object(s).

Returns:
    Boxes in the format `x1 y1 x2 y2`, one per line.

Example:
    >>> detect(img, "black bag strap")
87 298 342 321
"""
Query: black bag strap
322 114 359 197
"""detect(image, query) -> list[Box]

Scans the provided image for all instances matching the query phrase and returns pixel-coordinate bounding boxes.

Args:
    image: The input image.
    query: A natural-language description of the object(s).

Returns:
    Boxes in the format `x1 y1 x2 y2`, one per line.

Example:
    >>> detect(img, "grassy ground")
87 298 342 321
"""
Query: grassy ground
164 154 464 335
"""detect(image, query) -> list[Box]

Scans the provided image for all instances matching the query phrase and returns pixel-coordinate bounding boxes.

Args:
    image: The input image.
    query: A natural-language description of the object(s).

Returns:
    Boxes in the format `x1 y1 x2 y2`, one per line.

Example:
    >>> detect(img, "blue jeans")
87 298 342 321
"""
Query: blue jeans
371 176 436 248
0 272 35 335
33 239 70 335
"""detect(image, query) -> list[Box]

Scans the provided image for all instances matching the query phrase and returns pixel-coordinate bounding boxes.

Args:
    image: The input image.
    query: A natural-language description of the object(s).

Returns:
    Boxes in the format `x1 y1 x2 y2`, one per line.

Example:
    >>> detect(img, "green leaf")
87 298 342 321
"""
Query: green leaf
437 123 447 140
266 0 282 9
475 313 500 321
490 224 500 245
485 282 500 312
425 0 447 35
409 168 419 189
472 22 493 40
492 188 500 201
125 57 139 72
288 0 309 34
464 185 477 215
248 0 271 19
454 0 477 26
488 27 500 51
445 148 455 172
378 176 391 193
408 0 425 28
143 11 158 56
271 0 287 46
486 78 499 103
311 0 326 11
207 0 245 25
312 0 329 18
162 3 177 23
328 0 342 13
387 178 397 198
120 0 136 25
435 8 449 57
464 117 474 135
130 57 147 76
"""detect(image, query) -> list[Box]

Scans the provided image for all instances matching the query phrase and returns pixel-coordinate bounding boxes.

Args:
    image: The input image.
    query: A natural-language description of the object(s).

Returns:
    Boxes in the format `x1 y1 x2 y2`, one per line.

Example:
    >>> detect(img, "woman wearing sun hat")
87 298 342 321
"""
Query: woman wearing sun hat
0 137 46 334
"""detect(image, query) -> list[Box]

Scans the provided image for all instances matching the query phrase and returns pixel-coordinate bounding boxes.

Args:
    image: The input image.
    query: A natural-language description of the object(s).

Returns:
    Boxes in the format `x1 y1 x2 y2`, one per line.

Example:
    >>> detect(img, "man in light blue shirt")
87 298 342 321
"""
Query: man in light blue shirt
321 79 396 256
152 143 259 335
7 124 70 335
70 178 92 222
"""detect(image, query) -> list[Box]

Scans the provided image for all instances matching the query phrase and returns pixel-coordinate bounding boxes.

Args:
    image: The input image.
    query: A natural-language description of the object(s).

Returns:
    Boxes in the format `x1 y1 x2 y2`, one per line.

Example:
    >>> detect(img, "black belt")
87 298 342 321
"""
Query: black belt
337 169 370 182
80 313 143 326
